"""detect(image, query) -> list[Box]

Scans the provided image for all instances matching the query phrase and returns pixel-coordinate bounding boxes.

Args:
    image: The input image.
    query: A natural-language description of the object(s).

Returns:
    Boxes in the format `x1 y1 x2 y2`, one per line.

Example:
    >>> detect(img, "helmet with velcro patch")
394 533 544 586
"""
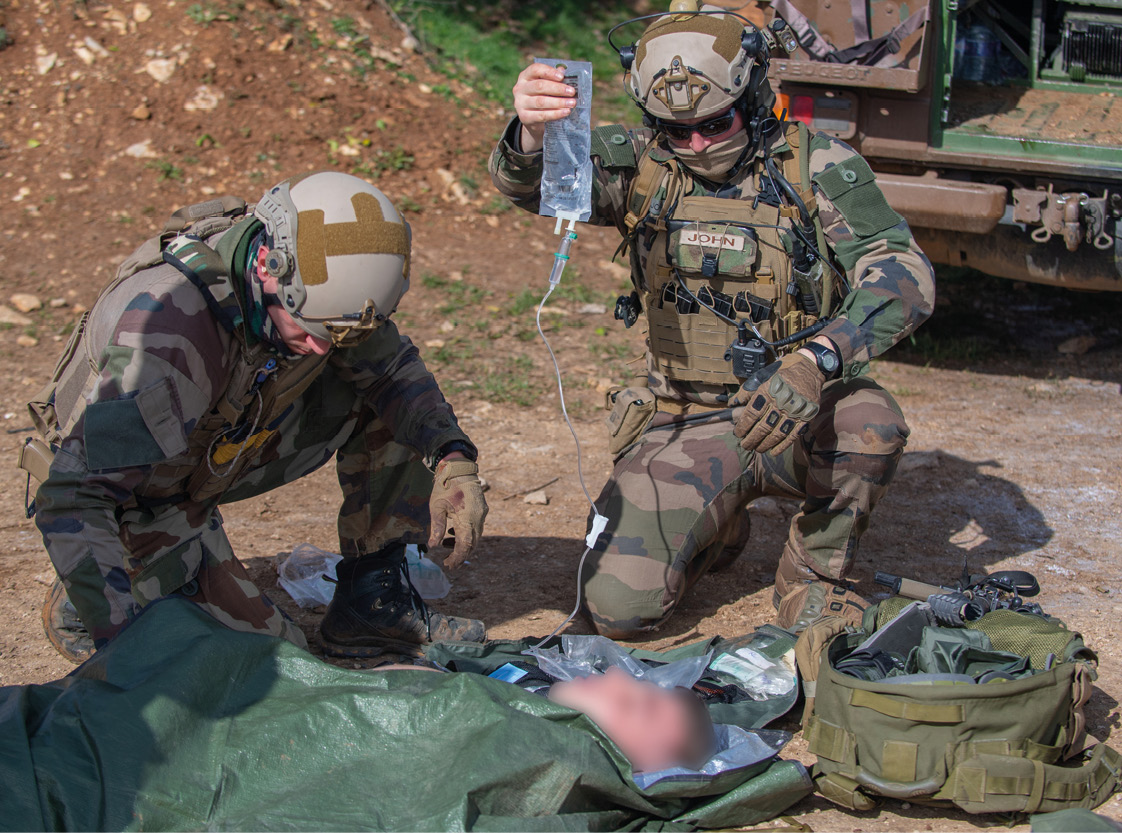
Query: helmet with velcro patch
253 171 411 345
614 0 774 123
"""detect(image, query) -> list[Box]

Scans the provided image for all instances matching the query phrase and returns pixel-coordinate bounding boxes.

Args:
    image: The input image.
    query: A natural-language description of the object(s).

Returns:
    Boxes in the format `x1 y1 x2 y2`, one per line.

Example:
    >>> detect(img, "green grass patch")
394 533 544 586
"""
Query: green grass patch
387 0 639 123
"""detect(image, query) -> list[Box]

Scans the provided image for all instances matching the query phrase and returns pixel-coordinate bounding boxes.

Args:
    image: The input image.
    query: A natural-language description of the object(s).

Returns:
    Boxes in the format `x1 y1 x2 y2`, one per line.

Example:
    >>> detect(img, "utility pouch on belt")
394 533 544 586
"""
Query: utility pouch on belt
800 600 1119 815
605 386 656 456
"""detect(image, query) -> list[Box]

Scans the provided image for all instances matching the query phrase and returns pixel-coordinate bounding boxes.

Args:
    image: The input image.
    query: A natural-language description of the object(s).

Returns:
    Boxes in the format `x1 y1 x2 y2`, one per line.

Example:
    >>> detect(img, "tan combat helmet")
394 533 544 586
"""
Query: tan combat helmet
254 171 411 346
618 0 772 122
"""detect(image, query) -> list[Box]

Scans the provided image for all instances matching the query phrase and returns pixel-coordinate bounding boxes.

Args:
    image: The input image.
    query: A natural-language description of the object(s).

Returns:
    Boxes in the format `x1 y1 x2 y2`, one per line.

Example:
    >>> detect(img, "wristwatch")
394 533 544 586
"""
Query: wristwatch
435 440 478 464
802 341 842 380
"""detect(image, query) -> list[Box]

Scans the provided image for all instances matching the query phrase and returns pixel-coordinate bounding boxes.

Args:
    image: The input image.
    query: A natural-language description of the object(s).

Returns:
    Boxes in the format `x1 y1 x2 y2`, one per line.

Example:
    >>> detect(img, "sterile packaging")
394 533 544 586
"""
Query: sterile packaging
710 646 797 700
524 634 711 690
536 57 593 225
404 543 451 600
277 543 342 608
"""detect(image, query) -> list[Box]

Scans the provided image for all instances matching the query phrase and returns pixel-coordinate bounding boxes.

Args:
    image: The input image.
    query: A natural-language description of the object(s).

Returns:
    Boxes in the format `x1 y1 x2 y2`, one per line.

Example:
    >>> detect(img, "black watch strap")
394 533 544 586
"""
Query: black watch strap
435 440 478 464
803 341 842 380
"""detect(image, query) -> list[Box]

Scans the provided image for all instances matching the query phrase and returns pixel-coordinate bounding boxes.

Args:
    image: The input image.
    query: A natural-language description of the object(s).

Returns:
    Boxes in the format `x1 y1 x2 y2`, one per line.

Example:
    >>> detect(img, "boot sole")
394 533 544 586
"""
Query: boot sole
320 635 426 659
42 580 94 665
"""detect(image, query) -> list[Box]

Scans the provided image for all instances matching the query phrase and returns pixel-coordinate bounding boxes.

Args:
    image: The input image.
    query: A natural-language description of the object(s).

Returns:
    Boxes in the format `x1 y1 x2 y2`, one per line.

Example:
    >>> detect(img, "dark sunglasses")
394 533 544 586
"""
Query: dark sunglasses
656 107 737 142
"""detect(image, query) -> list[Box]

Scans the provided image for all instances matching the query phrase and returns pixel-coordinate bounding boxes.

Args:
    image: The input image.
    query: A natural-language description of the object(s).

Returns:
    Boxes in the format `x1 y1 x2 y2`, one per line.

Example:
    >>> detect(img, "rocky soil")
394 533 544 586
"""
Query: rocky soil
2 1 1122 829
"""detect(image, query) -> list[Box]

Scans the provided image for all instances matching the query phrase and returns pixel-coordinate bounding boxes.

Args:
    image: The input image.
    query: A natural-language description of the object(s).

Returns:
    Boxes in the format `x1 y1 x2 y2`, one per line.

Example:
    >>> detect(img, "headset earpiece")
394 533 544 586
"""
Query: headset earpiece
619 44 636 71
741 28 763 60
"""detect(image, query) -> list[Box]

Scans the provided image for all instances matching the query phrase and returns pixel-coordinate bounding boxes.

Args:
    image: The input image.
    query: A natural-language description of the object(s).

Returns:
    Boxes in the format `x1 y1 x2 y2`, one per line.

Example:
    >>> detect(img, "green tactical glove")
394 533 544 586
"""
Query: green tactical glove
732 352 822 456
428 457 488 570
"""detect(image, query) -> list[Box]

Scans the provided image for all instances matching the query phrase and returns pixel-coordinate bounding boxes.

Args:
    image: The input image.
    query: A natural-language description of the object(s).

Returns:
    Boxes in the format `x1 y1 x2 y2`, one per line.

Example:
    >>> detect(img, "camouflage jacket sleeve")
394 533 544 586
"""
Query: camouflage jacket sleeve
488 117 643 232
807 132 936 379
35 271 233 585
331 320 472 468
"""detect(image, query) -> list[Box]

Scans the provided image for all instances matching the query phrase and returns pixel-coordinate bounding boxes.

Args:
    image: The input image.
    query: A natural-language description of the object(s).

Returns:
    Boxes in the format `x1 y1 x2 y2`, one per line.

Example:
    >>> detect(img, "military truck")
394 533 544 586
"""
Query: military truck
755 0 1122 290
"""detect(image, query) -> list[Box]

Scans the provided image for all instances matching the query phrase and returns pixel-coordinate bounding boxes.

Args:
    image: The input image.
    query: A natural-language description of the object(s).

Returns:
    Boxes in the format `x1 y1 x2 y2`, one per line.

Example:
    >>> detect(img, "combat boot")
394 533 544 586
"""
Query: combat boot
42 578 94 664
773 542 868 633
320 544 486 657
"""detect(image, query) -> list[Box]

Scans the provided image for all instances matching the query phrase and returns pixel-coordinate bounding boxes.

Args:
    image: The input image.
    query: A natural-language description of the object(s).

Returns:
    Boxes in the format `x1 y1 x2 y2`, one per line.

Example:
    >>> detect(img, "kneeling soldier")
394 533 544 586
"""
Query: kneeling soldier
24 172 487 662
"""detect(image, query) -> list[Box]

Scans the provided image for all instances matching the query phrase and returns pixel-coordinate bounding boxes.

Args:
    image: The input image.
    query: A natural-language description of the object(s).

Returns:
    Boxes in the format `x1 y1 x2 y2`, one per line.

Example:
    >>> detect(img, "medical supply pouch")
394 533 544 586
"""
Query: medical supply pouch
804 601 1120 814
605 385 657 456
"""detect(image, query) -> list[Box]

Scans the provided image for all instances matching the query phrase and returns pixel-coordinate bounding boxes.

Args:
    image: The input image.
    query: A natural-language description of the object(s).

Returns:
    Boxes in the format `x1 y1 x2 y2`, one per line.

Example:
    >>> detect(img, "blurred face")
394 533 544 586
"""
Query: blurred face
254 247 332 356
548 667 694 772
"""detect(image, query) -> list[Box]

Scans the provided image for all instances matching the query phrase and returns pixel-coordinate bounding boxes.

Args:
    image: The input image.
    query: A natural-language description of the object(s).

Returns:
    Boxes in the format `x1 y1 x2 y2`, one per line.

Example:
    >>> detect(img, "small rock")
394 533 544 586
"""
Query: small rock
145 58 177 83
49 297 68 308
73 45 96 65
130 103 151 120
12 186 30 202
400 34 419 53
267 33 293 53
133 2 152 22
478 476 490 493
1057 334 1096 355
10 293 42 313
84 37 109 57
523 489 549 506
184 84 222 112
423 339 445 349
439 320 455 333
124 139 156 158
418 82 432 94
36 52 57 75
448 270 463 282
0 305 32 326
368 46 399 66
59 171 74 180
17 335 38 347
578 302 607 315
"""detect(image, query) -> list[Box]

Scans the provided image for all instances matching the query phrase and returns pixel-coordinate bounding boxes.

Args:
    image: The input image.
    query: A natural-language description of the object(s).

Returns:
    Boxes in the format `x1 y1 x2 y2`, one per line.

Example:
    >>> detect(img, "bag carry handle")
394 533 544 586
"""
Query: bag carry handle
849 689 965 723
856 769 944 799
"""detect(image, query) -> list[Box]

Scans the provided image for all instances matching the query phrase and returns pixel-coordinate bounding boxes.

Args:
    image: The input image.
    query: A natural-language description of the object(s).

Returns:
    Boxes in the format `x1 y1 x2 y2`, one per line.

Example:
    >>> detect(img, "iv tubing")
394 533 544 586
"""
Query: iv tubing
529 220 603 648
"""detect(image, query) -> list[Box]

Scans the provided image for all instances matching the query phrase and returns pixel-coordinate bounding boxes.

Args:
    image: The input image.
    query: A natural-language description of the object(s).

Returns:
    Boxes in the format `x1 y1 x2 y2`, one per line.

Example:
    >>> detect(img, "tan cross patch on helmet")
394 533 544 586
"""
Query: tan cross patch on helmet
296 192 410 287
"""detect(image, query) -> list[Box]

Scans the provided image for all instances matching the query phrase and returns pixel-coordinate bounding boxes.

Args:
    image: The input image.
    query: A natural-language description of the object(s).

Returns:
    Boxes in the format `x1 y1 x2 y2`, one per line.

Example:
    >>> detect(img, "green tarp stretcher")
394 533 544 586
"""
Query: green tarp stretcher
0 600 811 831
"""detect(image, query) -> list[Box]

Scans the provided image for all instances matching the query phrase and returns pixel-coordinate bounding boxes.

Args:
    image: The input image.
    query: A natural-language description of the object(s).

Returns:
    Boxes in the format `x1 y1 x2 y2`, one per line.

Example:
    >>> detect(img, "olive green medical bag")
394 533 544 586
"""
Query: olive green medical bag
803 602 1122 814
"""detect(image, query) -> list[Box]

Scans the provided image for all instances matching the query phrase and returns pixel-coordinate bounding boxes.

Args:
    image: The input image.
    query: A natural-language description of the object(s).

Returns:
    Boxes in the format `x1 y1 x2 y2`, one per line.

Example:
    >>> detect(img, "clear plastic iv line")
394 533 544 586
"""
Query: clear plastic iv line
530 217 609 649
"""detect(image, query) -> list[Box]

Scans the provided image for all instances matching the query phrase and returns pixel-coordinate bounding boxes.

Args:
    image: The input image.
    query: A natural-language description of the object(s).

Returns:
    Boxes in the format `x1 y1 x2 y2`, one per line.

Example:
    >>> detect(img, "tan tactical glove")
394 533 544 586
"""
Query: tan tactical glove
732 353 822 456
428 457 488 570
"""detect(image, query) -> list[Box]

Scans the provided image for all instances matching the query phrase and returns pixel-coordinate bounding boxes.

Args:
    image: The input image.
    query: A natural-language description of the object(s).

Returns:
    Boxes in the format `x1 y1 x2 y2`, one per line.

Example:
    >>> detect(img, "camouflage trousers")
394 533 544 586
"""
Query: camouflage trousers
58 367 434 649
582 377 908 638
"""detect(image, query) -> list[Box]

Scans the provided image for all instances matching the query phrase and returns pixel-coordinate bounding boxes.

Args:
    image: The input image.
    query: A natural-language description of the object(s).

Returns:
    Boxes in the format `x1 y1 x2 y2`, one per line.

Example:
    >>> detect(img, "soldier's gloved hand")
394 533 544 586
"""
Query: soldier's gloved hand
428 456 488 570
732 353 822 456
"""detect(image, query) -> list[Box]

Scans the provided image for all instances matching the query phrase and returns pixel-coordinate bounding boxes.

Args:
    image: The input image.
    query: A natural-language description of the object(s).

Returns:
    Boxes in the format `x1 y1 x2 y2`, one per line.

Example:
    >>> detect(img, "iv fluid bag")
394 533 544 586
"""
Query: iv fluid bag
537 57 593 223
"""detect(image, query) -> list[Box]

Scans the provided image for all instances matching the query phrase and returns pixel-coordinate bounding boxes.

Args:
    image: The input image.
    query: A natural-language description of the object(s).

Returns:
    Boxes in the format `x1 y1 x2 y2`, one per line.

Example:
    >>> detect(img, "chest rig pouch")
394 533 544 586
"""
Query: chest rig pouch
646 194 801 387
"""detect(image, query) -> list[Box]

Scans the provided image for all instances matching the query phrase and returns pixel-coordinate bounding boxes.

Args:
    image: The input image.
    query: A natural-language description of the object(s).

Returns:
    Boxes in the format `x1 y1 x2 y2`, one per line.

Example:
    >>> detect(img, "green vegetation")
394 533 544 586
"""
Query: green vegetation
146 159 185 182
387 0 639 122
185 0 242 26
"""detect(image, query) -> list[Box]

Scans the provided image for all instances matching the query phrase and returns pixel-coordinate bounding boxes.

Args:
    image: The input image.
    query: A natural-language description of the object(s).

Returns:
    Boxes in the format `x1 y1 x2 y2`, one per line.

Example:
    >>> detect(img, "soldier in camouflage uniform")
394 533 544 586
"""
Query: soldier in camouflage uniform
25 172 488 662
490 2 935 637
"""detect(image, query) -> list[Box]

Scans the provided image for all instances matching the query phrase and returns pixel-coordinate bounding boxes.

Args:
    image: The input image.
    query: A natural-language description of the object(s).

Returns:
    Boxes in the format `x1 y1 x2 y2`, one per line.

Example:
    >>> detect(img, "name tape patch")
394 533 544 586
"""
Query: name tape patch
682 229 745 251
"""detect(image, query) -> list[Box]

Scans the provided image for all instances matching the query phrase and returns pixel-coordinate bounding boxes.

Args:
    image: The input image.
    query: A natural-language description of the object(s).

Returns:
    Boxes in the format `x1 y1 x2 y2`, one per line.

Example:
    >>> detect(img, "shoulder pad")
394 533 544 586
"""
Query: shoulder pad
164 195 248 234
590 125 636 168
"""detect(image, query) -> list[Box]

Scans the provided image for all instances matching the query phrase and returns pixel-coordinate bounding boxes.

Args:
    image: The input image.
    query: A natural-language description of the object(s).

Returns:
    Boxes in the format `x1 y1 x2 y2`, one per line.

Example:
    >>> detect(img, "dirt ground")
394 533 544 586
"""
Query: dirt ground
2 1 1122 830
